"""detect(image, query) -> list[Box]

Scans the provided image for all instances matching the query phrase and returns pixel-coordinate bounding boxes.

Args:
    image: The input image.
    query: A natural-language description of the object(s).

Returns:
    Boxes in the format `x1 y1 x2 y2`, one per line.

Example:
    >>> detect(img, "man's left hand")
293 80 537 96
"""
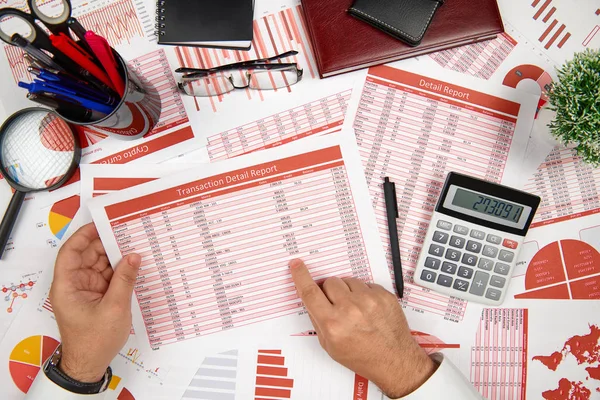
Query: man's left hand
49 223 141 382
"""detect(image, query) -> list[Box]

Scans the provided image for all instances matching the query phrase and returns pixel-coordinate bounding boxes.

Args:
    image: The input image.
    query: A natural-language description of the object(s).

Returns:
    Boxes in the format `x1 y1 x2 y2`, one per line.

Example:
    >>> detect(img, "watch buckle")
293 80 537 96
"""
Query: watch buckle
48 343 62 367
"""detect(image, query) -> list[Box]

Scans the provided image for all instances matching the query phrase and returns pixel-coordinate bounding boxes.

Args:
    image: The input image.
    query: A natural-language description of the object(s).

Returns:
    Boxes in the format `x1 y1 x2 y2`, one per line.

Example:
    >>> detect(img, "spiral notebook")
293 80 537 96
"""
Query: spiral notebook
156 0 254 50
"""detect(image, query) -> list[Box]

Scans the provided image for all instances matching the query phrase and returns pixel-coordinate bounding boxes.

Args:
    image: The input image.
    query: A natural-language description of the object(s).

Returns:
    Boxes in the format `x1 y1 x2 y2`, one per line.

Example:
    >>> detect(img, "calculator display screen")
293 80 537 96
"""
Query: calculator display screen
452 189 524 222
443 186 532 230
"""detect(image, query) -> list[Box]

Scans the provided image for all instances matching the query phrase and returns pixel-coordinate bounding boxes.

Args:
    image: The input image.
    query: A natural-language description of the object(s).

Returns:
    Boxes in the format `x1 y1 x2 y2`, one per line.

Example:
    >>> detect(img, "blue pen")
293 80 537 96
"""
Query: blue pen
19 81 115 115
36 77 116 106
28 68 117 105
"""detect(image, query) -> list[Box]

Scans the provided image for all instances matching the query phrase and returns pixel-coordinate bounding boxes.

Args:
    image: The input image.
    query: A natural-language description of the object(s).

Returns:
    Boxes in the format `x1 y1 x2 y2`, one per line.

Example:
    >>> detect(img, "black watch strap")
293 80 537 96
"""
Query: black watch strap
43 344 112 395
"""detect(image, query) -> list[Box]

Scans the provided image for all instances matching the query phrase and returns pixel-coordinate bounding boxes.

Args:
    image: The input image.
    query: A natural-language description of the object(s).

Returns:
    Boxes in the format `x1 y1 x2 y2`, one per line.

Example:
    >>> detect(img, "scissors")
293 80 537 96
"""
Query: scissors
0 0 85 71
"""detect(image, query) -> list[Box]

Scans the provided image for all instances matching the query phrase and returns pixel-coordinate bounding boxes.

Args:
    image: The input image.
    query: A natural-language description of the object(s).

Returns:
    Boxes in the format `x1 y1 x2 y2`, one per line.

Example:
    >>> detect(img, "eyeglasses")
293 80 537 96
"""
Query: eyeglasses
176 51 303 97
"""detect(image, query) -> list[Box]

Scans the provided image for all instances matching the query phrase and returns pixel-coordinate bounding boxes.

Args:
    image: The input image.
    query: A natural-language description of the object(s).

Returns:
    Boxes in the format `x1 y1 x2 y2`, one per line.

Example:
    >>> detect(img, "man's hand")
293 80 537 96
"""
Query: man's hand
289 259 437 398
49 223 141 383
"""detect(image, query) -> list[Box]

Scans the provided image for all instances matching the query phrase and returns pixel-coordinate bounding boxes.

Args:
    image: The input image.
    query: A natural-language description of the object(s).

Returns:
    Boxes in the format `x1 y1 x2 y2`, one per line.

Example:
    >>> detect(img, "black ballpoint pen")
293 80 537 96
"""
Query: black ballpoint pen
383 177 404 298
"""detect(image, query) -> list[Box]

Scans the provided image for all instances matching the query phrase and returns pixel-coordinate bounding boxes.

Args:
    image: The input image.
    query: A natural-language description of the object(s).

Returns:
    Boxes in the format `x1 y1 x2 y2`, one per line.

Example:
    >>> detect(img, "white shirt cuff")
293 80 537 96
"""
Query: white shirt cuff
391 353 484 400
27 368 106 400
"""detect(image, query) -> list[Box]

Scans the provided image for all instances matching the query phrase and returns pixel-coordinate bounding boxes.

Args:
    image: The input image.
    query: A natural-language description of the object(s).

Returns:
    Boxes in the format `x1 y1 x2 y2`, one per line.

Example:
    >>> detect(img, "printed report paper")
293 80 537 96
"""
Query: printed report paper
88 132 393 362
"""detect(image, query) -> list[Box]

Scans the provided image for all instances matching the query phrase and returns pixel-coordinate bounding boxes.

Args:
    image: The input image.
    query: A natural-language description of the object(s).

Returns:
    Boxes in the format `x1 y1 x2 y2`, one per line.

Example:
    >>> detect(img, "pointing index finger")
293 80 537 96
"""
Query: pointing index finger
289 259 332 319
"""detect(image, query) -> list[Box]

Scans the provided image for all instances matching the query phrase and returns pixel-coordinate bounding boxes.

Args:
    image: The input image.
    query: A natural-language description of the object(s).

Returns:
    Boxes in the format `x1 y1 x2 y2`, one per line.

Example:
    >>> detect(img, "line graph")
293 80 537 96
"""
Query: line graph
2 280 35 313
174 4 318 113
75 0 144 46
117 344 166 381
3 0 146 84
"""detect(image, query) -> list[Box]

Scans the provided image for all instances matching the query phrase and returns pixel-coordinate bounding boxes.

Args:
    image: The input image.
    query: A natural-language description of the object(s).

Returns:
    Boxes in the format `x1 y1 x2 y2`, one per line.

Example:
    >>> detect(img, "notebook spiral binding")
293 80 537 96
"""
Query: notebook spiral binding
154 0 166 36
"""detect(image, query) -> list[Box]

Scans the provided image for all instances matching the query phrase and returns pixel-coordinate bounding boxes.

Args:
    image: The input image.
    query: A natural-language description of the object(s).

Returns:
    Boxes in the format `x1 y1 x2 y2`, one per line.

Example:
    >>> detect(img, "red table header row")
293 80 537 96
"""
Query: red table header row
106 146 344 222
367 65 521 119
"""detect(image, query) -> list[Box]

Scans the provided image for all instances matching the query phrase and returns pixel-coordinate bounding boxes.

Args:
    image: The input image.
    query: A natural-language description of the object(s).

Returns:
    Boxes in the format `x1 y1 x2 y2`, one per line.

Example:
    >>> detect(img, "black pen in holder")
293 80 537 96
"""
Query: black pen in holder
53 50 161 139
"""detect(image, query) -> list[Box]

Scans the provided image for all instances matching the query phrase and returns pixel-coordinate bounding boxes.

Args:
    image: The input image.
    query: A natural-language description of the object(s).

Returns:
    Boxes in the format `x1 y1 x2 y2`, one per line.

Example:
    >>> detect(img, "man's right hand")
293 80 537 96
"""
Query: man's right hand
289 259 437 399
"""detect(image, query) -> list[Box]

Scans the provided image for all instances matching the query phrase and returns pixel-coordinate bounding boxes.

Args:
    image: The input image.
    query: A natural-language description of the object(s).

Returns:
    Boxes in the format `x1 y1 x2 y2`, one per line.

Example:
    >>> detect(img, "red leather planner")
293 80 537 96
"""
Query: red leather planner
301 0 504 78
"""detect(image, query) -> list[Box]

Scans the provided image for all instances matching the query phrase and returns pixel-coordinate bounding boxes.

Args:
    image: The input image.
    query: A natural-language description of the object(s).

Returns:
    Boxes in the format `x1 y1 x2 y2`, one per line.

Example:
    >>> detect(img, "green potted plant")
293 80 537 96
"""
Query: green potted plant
547 48 600 166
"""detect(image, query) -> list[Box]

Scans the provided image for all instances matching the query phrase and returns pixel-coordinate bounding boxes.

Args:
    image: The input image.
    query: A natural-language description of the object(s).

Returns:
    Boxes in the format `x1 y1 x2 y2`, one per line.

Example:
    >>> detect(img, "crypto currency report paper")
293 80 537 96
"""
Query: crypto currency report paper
88 132 393 361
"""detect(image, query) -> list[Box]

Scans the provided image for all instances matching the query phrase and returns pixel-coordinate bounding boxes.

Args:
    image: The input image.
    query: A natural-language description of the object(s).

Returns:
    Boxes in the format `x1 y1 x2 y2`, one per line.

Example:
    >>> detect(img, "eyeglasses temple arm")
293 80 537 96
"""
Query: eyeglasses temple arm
175 51 299 74
180 63 302 80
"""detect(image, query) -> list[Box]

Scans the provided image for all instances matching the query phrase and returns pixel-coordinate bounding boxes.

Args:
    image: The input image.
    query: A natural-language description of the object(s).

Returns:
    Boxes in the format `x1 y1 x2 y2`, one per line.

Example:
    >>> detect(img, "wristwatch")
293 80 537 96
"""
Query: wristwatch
43 344 112 395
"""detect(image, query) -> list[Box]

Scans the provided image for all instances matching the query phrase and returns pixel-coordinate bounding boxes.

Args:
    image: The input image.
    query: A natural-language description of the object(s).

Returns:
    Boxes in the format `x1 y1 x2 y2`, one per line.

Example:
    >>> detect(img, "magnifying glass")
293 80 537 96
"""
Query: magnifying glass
0 108 80 259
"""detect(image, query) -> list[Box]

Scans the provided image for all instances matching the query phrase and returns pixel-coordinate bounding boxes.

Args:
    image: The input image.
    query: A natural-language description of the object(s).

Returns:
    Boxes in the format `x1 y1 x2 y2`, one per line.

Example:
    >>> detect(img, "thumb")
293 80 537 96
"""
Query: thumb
105 254 141 306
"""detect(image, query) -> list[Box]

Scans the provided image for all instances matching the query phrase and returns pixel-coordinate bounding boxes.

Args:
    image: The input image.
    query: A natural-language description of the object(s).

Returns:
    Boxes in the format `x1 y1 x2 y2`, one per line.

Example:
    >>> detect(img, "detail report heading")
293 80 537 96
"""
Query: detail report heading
105 146 345 223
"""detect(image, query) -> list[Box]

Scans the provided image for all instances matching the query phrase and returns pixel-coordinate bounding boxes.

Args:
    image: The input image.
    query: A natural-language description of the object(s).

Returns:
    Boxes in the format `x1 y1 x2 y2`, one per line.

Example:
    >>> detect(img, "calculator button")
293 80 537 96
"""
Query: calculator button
486 234 502 245
498 250 514 263
449 236 465 249
424 257 441 270
470 230 485 240
461 253 478 266
437 274 453 287
490 275 506 288
465 240 482 253
458 266 474 279
445 248 461 262
469 271 490 296
478 258 494 271
429 244 445 257
441 262 457 275
437 220 452 231
482 245 499 258
494 263 511 276
420 270 437 283
432 231 449 244
485 288 502 301
503 239 518 249
453 279 469 292
453 225 469 235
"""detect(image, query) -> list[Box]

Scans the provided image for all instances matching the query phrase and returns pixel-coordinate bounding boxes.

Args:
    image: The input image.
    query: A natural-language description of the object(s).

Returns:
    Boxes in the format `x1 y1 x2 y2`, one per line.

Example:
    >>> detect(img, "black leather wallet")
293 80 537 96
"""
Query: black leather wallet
348 0 444 47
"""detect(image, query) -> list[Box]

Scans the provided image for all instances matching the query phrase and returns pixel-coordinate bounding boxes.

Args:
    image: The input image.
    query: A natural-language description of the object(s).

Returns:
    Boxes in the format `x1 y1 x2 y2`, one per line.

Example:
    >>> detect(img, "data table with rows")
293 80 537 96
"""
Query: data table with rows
355 65 520 322
105 147 373 348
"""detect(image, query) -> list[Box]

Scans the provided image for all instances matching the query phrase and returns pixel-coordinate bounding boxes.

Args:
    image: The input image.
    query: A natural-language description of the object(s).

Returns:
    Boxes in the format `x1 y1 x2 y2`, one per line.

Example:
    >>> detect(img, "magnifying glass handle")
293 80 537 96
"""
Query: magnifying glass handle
0 191 26 259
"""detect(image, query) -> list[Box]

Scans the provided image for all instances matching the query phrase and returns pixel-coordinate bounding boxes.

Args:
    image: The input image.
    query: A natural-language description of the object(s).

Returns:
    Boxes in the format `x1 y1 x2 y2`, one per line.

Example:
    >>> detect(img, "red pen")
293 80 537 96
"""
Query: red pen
85 31 125 97
50 33 116 92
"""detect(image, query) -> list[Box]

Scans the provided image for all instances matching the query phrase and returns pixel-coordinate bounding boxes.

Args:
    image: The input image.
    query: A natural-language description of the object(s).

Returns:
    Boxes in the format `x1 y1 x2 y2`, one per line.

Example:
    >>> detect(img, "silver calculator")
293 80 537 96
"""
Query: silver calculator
414 172 541 305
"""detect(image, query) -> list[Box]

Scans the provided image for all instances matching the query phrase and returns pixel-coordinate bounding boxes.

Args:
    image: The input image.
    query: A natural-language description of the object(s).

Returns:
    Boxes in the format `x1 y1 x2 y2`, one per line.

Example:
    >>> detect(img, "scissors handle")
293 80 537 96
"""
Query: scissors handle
0 8 48 47
27 0 73 37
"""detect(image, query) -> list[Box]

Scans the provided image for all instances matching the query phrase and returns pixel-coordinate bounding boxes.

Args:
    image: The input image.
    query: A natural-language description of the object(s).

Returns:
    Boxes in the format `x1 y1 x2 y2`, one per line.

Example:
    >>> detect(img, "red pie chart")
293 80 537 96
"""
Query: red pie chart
9 335 60 393
515 240 600 300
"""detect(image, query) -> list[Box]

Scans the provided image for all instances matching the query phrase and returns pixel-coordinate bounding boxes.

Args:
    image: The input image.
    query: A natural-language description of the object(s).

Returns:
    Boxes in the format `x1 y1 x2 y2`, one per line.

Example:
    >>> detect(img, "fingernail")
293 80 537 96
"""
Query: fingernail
289 259 303 269
128 253 141 267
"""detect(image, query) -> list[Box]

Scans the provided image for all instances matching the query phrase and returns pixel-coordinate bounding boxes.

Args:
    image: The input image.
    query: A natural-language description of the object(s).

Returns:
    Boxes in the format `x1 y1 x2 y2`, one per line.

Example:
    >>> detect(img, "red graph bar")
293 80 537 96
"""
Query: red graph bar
539 20 558 42
557 32 571 48
545 24 566 49
255 387 291 398
534 0 553 20
256 376 294 388
257 366 288 376
94 177 155 191
532 0 541 6
543 7 556 22
596 8 600 15
258 350 282 355
257 355 285 365
419 343 461 349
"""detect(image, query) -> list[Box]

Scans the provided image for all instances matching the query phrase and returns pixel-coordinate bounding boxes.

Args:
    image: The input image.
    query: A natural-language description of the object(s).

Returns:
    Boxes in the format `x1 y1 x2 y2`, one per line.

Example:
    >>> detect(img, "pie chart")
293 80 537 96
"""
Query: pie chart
48 195 80 240
503 64 553 116
515 240 600 300
118 387 136 400
9 335 60 393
